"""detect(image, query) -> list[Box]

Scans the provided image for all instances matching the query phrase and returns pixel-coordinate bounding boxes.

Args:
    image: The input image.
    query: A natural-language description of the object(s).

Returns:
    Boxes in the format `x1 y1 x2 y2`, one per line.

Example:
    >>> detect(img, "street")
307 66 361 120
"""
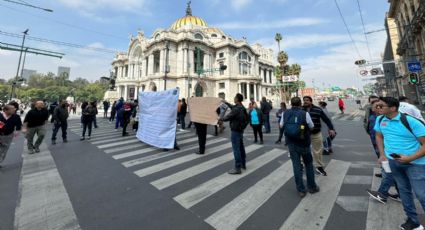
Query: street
1 101 424 230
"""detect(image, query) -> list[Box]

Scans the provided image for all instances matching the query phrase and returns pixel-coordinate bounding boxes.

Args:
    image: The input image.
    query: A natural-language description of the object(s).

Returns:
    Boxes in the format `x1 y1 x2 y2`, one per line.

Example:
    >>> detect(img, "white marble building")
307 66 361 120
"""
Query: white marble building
111 2 276 103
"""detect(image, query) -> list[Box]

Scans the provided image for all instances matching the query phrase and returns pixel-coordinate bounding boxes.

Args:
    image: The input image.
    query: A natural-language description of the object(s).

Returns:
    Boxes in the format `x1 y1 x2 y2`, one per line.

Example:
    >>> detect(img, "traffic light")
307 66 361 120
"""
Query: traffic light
355 59 366 65
409 72 419 85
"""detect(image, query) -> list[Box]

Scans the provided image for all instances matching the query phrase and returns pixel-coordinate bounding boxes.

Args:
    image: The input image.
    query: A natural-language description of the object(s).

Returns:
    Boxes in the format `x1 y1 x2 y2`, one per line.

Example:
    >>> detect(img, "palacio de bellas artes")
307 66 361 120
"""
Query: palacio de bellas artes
108 2 276 103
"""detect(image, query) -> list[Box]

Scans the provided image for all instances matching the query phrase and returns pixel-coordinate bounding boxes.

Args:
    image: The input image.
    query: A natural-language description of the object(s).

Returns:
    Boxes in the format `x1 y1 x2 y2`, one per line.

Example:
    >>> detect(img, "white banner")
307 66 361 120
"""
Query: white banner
136 88 179 149
282 75 299 82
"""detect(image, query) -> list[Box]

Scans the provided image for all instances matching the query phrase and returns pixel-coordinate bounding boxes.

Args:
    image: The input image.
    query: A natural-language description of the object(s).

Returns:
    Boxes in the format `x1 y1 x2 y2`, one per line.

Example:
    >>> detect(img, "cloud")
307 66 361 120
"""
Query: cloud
214 18 328 30
231 0 253 9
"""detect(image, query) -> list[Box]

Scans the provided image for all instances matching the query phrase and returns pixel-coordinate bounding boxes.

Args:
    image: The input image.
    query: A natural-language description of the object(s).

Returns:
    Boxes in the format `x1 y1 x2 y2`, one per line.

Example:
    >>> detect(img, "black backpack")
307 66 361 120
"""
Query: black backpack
239 106 249 131
283 109 308 140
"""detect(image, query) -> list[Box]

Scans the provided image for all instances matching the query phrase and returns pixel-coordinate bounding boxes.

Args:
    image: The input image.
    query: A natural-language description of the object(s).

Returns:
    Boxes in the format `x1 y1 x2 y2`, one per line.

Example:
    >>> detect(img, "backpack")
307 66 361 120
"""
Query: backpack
283 109 308 140
238 106 249 131
378 113 425 142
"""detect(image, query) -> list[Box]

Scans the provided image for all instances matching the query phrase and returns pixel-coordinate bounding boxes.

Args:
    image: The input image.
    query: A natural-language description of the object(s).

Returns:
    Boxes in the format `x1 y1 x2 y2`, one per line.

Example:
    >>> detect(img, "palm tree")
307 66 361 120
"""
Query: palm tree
277 51 288 66
291 63 302 96
275 33 282 52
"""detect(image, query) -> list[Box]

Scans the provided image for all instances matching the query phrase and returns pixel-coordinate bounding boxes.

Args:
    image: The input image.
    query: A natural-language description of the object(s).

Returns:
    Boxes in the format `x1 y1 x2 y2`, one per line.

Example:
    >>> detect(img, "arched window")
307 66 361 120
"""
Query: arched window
211 34 218 38
155 34 160 40
238 51 251 75
194 33 203 40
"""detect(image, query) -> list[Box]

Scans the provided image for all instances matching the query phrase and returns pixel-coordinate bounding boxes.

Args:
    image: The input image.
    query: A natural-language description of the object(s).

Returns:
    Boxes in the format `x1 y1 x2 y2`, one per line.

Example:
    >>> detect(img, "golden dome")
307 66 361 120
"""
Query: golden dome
171 15 208 30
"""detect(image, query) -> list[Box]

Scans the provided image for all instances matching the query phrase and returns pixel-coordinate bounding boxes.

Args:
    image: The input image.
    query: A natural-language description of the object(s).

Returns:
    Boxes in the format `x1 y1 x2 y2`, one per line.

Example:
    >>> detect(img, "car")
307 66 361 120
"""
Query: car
327 97 335 101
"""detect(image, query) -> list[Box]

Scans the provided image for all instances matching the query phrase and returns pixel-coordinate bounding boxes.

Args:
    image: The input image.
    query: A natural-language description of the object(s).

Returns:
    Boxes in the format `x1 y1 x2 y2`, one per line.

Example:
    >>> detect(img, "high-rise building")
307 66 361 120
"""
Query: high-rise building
21 69 37 81
57 66 71 79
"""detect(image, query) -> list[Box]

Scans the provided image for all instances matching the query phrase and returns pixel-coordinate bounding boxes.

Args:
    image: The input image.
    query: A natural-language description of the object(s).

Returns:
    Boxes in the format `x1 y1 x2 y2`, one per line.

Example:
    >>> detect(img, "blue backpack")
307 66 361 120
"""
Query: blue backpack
283 109 308 140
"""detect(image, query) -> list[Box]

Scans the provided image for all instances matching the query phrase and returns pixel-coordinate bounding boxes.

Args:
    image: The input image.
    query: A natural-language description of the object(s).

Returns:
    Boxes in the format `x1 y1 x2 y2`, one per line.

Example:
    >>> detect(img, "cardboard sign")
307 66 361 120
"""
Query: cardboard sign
188 97 222 125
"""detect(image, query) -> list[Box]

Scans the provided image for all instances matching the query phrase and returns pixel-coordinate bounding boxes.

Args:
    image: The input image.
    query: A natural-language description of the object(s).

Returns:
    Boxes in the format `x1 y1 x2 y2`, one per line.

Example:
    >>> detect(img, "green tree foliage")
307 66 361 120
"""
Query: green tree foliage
2 73 108 103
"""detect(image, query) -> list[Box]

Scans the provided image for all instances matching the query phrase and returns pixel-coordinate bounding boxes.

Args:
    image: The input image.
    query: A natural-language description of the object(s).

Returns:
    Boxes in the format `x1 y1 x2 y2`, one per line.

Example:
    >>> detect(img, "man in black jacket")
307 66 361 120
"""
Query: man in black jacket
303 96 336 176
23 101 49 154
51 100 69 145
221 93 248 175
260 97 273 133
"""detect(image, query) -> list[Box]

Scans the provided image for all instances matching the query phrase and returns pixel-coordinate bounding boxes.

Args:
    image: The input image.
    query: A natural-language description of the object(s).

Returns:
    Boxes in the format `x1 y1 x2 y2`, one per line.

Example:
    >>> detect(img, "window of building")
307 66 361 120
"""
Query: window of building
155 34 160 40
194 33 203 40
194 48 204 74
125 65 129 77
222 35 226 39
238 51 251 75
269 70 272 83
153 51 160 73
218 93 225 99
219 83 225 89
211 34 218 38
219 61 225 75
145 58 149 76
219 52 224 58
263 69 267 82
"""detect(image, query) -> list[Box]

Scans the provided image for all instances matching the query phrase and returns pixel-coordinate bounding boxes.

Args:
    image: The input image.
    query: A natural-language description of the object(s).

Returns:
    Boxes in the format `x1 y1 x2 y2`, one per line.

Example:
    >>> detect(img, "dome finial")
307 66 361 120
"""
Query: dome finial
186 1 192 16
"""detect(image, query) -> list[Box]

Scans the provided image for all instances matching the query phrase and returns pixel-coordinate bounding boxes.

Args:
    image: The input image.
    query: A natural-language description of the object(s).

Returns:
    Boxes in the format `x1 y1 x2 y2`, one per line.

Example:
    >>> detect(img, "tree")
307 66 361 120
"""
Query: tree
275 33 282 52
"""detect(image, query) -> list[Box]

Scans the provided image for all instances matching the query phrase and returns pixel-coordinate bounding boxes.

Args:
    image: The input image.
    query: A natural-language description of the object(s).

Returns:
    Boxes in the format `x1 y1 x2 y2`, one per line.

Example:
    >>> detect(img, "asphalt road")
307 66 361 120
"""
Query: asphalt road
1 100 424 230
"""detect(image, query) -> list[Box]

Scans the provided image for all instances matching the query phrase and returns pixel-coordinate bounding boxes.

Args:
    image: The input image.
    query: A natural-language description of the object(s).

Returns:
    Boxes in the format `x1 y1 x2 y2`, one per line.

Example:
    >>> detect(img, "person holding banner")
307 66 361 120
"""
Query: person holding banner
221 93 248 175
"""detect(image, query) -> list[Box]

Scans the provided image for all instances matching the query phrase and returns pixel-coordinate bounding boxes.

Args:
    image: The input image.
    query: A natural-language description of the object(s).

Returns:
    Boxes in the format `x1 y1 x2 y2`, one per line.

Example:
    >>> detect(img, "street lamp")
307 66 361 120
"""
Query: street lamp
10 29 28 101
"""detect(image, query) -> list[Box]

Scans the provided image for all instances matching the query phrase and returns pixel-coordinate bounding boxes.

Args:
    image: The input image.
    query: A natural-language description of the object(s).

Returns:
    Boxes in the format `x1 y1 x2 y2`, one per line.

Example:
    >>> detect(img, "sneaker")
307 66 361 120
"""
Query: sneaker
309 186 320 194
400 218 424 230
366 189 387 204
259 141 264 145
328 148 333 153
241 164 246 170
375 173 383 178
34 147 40 153
63 139 68 143
316 167 327 176
299 192 307 198
323 150 330 155
87 136 91 140
228 168 242 175
388 193 401 202
28 148 34 154
80 137 85 141
275 140 281 144
174 146 180 151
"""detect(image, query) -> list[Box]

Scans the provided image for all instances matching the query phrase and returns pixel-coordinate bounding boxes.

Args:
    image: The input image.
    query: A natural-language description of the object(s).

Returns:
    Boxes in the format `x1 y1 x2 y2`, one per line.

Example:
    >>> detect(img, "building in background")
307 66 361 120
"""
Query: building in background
111 2 276 102
387 0 425 104
57 66 70 79
21 69 37 81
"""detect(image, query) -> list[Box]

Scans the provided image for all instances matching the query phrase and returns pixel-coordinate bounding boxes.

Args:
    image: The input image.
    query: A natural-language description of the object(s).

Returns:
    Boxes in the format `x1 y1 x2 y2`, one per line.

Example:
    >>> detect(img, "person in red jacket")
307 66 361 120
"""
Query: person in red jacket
338 98 345 114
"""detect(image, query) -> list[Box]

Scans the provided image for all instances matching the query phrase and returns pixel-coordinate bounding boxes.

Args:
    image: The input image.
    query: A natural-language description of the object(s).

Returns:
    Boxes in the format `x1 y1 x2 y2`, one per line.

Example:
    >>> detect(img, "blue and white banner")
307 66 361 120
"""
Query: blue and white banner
137 88 179 149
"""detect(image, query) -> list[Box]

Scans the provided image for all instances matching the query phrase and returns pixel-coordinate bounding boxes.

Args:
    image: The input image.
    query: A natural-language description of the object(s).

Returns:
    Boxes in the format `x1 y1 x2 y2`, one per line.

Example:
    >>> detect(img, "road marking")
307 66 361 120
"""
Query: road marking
98 139 141 149
134 143 235 177
174 148 287 209
105 143 147 154
366 168 405 230
204 159 293 230
14 143 81 230
279 160 350 230
118 138 226 162
151 144 265 190
336 196 369 212
343 175 373 185
91 135 136 144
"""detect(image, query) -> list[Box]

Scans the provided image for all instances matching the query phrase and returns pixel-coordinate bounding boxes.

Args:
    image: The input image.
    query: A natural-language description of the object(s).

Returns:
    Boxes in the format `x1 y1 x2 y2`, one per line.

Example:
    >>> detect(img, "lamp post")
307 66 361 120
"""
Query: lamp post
10 29 28 101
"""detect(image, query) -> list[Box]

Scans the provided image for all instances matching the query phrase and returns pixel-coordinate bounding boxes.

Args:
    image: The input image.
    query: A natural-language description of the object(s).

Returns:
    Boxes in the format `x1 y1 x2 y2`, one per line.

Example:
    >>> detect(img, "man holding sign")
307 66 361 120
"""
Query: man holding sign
188 97 222 155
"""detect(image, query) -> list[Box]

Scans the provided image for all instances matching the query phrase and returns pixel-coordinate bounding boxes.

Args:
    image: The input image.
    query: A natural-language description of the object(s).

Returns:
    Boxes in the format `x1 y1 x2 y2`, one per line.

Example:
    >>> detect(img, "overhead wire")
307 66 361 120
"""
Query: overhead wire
0 30 118 54
0 2 128 41
356 0 372 60
333 0 362 58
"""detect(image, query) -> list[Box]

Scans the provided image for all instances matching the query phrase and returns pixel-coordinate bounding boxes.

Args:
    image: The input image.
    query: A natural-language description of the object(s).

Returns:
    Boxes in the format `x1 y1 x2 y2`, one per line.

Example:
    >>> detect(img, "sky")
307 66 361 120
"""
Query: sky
0 0 390 88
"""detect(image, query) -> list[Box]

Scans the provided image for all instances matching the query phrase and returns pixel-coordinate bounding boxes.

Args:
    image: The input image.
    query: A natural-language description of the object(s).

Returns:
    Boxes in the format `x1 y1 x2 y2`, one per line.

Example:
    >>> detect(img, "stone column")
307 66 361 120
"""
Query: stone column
124 85 128 101
238 83 242 94
247 83 251 100
253 83 257 101
159 50 165 74
141 59 146 77
188 49 194 74
204 54 209 76
135 86 139 99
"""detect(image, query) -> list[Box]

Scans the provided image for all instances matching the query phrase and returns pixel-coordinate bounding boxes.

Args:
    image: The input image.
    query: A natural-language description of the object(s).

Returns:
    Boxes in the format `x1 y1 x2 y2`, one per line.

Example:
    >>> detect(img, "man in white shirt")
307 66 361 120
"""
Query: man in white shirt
399 96 424 121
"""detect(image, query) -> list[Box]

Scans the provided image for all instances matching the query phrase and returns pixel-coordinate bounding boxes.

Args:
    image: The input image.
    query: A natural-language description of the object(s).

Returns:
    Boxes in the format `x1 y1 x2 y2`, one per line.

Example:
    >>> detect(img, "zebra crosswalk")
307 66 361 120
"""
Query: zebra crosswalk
331 110 364 122
68 118 409 230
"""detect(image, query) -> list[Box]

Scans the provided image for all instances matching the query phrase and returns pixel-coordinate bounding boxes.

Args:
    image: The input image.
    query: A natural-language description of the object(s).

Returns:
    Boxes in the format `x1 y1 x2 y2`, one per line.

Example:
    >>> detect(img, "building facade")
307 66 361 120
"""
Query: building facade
111 3 276 103
57 66 71 79
387 0 425 103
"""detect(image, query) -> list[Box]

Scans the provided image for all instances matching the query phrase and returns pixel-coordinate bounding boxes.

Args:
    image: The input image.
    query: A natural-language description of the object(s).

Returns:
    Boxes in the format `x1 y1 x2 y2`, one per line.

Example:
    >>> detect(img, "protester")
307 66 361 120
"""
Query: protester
0 105 22 168
399 96 424 121
373 96 425 230
23 101 49 154
281 97 319 198
92 101 98 128
72 103 77 114
178 98 188 130
275 102 287 144
110 101 117 123
303 96 336 176
81 101 96 140
49 101 58 123
194 122 207 154
51 100 69 145
103 100 110 118
318 101 334 154
363 95 379 132
260 97 273 133
248 102 264 144
122 102 132 136
221 93 248 175
338 97 345 114
115 98 124 130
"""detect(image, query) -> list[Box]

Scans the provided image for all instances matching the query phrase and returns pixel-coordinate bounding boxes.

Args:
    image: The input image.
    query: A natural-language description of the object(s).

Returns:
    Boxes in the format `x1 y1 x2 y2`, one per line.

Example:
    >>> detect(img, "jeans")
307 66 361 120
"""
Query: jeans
287 143 317 193
51 121 68 141
263 114 271 133
231 131 246 169
178 114 186 129
26 125 46 150
390 160 425 225
377 169 397 198
93 116 98 128
82 119 93 137
110 111 116 122
115 116 123 129
277 127 284 142
323 136 332 151
251 124 263 142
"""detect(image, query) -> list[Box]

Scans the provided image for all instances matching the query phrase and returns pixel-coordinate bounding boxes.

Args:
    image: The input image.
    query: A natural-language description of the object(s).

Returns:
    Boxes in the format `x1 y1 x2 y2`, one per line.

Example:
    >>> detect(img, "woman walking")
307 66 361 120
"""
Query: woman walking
81 101 96 140
275 102 287 144
248 102 264 144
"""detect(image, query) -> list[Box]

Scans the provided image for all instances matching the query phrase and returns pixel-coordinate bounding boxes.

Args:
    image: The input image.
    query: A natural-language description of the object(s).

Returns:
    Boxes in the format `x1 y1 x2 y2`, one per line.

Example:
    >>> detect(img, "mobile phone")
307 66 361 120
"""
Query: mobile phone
390 153 401 159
